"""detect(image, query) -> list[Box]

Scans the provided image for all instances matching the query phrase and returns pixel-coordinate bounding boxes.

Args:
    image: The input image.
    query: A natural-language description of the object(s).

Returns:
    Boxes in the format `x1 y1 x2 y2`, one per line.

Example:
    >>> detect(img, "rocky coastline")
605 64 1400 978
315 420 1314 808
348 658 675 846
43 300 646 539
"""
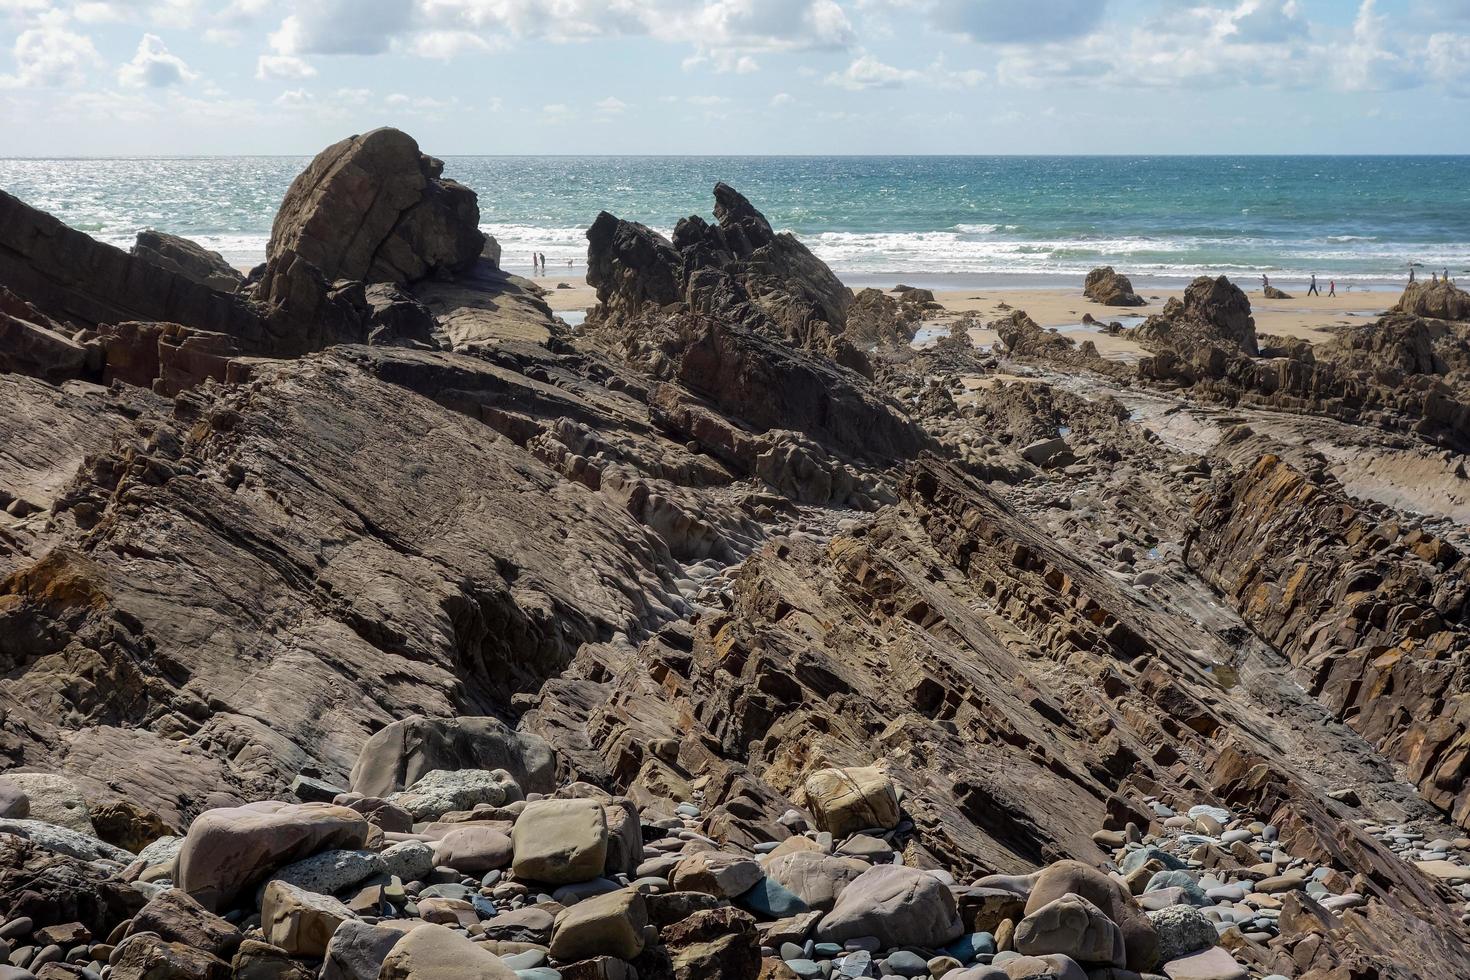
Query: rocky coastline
3 128 1470 980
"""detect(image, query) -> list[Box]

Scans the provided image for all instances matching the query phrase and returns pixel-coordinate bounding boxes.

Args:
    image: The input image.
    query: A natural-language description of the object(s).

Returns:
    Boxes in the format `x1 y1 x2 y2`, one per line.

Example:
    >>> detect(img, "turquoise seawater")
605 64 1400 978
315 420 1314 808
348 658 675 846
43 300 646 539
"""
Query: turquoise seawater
1 155 1467 288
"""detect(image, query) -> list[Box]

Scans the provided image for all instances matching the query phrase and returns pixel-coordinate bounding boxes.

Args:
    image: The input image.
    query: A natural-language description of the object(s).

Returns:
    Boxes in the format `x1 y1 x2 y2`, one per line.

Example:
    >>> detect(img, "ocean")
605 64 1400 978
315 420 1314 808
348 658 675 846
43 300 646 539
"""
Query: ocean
2 155 1467 290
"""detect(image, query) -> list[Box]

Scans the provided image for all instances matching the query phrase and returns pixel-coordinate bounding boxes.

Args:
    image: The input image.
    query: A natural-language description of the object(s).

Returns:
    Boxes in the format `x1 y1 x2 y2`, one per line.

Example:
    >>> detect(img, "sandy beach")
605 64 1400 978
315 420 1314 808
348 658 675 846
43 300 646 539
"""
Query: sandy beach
535 275 1398 360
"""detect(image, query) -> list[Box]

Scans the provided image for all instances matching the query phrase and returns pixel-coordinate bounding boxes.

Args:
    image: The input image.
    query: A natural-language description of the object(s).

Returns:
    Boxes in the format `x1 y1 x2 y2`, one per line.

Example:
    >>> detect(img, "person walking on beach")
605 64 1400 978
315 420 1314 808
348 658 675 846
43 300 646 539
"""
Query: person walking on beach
1307 273 1319 296
1409 266 1416 284
1328 280 1336 297
1261 274 1270 290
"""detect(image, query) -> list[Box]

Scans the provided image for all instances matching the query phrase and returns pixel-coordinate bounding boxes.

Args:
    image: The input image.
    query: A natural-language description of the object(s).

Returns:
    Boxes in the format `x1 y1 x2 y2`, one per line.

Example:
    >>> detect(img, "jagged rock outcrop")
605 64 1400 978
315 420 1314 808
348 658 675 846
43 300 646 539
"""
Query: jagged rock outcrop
1138 313 1470 450
1263 285 1292 299
1084 267 1145 307
0 187 265 339
257 127 486 298
1134 275 1258 356
1394 279 1470 321
846 288 922 347
1188 451 1470 826
132 230 245 293
588 184 868 374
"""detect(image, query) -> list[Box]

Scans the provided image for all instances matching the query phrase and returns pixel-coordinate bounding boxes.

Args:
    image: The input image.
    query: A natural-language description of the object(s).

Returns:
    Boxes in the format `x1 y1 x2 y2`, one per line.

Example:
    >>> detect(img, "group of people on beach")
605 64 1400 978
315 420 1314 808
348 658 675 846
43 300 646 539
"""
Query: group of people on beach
1260 267 1456 297
1408 267 1454 285
530 252 575 276
1261 273 1336 297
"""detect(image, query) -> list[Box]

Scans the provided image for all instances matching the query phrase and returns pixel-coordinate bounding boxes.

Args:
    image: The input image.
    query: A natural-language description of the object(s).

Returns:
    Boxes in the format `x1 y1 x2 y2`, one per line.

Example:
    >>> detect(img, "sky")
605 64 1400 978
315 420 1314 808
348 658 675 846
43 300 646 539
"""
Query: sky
2 0 1470 155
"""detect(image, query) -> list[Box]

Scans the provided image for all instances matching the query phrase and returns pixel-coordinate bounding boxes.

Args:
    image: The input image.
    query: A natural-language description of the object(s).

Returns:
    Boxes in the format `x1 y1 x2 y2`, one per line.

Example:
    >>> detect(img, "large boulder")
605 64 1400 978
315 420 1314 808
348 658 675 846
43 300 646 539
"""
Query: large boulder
1146 905 1219 963
813 865 963 949
511 798 608 885
669 851 764 898
762 850 870 912
110 933 230 980
432 825 513 874
1015 893 1125 967
1084 267 1145 307
132 230 245 292
802 766 901 836
260 879 356 958
662 905 762 980
378 922 518 980
549 887 649 961
348 715 557 798
175 801 369 911
128 889 242 959
322 920 421 980
387 768 521 820
1025 861 1159 972
1393 278 1470 320
259 127 484 295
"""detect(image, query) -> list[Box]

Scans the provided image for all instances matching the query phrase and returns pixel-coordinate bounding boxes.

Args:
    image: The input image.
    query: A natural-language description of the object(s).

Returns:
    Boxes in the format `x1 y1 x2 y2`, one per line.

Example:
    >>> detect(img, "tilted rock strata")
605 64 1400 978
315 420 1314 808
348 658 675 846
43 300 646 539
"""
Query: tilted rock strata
1188 452 1470 827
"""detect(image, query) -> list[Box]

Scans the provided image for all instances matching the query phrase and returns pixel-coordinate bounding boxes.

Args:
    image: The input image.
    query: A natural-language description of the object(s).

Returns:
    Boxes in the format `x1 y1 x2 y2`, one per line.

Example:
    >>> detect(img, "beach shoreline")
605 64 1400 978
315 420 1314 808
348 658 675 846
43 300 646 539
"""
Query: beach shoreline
533 274 1397 353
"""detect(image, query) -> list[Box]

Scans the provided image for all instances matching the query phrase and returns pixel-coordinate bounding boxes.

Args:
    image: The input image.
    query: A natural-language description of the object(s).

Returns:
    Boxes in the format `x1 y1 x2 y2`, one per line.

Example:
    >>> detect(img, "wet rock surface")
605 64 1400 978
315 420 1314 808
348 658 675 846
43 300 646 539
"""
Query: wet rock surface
4 136 1470 980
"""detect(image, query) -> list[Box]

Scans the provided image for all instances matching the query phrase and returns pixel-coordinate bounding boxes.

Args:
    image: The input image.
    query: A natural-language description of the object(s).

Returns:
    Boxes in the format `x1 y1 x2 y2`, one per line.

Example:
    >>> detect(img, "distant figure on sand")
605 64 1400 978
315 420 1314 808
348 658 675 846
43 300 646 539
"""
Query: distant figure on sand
1261 274 1270 289
1307 274 1319 296
1328 280 1336 297
1432 272 1439 284
1409 266 1416 283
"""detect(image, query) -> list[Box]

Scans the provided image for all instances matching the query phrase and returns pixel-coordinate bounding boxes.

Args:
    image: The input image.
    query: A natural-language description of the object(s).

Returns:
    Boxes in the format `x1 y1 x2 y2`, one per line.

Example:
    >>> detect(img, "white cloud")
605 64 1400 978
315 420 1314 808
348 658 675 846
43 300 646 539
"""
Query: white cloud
73 0 199 28
0 22 99 89
770 91 794 106
825 51 920 89
929 0 1108 43
407 29 494 58
117 32 198 87
1427 30 1470 93
253 0 854 74
595 95 626 113
825 51 985 91
255 53 315 79
267 2 411 57
1227 0 1305 43
1334 0 1420 91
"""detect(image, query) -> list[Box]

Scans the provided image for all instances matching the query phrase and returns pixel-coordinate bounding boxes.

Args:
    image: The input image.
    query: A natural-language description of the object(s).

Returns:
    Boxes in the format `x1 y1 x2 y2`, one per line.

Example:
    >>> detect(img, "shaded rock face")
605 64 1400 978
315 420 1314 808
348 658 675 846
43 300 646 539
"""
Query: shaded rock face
1394 278 1470 321
259 127 485 297
1135 275 1258 356
0 188 265 341
1083 267 1145 307
587 183 866 374
132 231 245 293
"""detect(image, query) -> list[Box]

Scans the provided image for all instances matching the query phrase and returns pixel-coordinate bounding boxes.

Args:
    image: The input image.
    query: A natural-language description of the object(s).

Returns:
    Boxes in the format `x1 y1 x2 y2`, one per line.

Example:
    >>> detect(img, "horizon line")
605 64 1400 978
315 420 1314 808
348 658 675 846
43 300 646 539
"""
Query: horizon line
6 152 1470 161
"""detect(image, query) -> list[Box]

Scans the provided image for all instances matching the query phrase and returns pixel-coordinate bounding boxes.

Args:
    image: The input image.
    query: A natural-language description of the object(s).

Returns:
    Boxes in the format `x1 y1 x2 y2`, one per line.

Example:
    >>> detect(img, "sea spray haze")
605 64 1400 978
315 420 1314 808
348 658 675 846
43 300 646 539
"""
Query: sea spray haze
2 154 1467 283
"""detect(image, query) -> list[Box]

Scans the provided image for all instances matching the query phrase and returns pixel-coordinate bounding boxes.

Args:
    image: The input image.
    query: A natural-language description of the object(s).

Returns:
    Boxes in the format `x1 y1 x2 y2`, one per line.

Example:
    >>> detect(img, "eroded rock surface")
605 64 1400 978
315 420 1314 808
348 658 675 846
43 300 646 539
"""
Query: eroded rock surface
4 137 1470 980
